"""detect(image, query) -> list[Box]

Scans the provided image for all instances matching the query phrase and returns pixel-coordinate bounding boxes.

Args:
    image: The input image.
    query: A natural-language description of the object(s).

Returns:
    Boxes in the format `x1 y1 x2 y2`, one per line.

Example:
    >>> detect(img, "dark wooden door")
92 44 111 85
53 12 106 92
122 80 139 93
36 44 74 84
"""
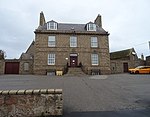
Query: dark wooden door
70 56 78 67
123 62 128 73
5 62 20 74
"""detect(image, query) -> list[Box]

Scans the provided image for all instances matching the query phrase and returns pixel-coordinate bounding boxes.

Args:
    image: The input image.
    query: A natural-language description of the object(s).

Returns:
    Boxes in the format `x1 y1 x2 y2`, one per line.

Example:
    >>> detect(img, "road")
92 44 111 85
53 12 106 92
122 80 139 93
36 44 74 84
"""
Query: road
0 74 150 117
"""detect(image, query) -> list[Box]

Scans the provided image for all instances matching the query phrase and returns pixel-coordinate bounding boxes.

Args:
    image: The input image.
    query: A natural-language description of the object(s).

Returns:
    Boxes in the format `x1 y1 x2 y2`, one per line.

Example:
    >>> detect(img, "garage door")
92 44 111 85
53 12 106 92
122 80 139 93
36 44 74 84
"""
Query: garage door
5 62 20 74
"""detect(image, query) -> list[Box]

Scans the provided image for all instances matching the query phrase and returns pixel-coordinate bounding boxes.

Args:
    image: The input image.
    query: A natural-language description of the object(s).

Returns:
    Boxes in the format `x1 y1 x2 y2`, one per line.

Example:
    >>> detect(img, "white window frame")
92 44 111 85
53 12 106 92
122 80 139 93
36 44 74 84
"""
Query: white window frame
48 53 55 65
87 23 96 31
47 22 57 30
48 36 55 47
91 54 99 65
70 36 77 47
91 37 98 47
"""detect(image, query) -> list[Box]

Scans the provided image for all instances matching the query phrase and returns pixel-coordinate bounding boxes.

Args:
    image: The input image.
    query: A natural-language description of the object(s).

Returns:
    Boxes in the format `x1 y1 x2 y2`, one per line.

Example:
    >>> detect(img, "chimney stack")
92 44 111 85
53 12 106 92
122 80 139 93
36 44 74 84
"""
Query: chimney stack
39 11 46 26
94 14 102 28
141 53 144 60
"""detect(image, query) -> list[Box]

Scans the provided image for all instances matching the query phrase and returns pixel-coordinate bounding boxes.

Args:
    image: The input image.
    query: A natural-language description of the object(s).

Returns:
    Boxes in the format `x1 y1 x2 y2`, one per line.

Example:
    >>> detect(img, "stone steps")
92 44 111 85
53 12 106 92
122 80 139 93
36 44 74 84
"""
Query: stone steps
66 67 86 76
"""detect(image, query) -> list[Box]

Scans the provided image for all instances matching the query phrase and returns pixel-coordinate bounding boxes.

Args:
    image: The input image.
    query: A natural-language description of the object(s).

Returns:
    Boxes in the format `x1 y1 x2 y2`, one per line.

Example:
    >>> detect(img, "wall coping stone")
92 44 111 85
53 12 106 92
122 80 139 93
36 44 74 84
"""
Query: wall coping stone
0 89 63 116
47 89 55 94
17 90 25 94
33 89 40 94
0 89 62 95
40 89 47 94
0 90 3 94
55 89 63 93
25 89 33 94
2 90 10 95
9 90 18 95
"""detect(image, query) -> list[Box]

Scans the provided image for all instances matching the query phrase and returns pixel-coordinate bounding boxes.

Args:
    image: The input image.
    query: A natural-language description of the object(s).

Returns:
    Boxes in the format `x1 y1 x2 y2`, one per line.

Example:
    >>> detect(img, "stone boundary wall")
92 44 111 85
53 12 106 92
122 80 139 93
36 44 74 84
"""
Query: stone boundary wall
0 89 63 117
0 60 4 74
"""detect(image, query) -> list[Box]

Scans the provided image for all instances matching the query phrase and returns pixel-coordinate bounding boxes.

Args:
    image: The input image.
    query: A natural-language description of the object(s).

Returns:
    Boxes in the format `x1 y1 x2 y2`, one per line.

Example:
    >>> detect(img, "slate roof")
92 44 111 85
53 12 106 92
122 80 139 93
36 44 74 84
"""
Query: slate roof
25 41 35 53
58 23 86 31
37 21 107 34
110 48 135 60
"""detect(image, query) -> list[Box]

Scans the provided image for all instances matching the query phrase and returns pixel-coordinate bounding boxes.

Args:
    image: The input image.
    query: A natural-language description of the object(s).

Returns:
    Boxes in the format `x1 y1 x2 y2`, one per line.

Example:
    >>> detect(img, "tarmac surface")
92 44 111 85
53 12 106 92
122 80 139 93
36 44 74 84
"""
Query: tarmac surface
0 74 150 117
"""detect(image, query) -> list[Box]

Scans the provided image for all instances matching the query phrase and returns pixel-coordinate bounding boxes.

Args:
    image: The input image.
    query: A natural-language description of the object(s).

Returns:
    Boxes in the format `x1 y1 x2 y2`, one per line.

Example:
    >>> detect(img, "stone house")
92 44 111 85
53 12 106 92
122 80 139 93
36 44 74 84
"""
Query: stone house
0 42 34 75
146 56 150 66
110 48 145 74
33 12 111 75
110 48 137 74
19 41 34 74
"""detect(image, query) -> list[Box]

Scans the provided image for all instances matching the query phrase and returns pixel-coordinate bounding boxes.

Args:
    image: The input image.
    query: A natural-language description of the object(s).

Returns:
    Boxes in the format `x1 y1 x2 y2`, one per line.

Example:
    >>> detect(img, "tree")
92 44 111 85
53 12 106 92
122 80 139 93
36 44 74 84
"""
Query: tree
0 50 6 60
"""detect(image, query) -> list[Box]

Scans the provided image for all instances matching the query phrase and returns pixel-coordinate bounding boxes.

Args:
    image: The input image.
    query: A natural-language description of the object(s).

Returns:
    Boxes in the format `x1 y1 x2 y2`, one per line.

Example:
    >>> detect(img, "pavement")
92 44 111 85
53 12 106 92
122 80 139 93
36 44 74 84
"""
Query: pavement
0 74 150 117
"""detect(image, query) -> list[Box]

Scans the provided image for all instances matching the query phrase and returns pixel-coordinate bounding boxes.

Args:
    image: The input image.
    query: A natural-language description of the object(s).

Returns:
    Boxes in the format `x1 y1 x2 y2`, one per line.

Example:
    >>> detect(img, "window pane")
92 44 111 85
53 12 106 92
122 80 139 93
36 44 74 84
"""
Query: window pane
48 54 55 65
91 54 99 65
87 23 96 31
90 24 94 30
48 36 55 47
70 36 77 47
91 37 98 47
50 22 54 29
47 22 57 30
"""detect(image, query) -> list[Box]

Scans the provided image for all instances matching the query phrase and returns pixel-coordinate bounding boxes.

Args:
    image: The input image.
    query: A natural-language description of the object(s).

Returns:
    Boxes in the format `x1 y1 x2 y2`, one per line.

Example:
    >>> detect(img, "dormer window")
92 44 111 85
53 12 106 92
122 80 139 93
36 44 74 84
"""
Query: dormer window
47 21 57 30
87 23 96 31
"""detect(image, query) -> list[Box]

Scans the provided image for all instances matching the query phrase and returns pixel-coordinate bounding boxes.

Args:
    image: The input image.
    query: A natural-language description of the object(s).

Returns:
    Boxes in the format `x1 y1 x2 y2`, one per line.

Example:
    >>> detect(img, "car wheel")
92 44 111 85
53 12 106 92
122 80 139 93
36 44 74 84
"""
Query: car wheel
135 71 139 74
130 71 133 74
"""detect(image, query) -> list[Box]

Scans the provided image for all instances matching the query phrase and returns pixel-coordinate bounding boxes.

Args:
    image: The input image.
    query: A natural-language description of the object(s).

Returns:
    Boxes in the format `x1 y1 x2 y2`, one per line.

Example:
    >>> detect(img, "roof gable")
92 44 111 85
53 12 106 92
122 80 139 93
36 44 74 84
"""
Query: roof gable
110 48 135 60
47 20 57 23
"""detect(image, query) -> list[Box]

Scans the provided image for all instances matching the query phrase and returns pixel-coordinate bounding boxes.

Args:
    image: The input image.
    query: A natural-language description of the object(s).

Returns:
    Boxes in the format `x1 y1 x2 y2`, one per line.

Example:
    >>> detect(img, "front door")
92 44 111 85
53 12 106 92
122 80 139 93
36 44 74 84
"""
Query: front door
123 62 128 73
70 54 78 67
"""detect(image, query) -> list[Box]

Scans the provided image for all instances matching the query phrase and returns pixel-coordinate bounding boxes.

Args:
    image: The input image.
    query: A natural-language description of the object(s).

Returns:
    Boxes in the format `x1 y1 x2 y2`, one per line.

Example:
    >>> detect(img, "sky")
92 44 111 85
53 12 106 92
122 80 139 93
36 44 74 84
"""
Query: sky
0 0 150 59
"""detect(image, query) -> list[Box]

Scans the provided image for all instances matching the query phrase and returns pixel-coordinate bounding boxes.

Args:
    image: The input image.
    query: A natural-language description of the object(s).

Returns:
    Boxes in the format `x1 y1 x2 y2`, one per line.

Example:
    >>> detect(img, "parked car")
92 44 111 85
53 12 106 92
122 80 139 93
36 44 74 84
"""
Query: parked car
129 66 150 74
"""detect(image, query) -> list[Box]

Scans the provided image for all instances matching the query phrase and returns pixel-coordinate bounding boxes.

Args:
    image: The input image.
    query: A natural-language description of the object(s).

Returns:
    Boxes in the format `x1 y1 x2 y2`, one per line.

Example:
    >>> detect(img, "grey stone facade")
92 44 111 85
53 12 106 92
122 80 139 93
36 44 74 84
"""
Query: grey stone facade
33 12 110 75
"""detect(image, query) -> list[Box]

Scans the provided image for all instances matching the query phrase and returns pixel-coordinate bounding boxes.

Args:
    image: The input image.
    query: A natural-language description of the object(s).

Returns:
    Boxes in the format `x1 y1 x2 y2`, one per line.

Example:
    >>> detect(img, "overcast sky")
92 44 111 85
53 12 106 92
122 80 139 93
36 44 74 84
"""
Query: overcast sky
0 0 150 59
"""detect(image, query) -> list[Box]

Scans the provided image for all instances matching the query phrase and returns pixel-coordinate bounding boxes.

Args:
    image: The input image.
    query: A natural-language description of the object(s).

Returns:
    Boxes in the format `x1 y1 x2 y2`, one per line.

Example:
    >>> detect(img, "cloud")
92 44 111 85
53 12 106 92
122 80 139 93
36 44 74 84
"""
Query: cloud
0 1 36 58
0 0 150 58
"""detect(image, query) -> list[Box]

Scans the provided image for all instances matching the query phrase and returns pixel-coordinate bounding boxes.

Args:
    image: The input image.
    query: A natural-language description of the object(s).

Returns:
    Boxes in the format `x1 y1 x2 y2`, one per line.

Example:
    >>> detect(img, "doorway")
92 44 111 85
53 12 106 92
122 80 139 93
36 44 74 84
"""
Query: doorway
70 54 78 67
123 62 128 73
